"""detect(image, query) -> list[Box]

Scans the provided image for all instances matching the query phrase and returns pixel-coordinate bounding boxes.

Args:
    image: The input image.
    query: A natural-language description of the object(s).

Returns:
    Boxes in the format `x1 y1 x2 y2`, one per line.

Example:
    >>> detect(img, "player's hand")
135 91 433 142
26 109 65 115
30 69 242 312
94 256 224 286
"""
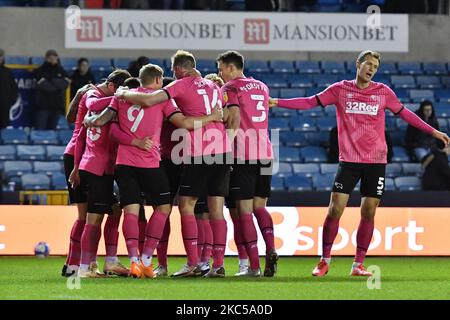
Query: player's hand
268 98 278 108
432 130 450 147
114 86 129 98
211 106 224 122
68 168 80 189
132 137 153 151
83 113 95 127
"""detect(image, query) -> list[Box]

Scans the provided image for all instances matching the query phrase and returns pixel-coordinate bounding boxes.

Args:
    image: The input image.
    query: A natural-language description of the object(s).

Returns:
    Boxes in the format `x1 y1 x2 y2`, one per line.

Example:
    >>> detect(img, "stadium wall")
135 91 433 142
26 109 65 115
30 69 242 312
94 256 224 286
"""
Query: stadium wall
0 7 449 61
1 206 450 256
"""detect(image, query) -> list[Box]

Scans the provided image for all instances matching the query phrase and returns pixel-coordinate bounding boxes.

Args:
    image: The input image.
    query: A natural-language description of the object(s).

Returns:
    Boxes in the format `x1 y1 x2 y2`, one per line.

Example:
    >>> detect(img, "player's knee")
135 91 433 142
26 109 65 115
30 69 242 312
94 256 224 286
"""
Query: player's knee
361 207 376 221
328 203 345 219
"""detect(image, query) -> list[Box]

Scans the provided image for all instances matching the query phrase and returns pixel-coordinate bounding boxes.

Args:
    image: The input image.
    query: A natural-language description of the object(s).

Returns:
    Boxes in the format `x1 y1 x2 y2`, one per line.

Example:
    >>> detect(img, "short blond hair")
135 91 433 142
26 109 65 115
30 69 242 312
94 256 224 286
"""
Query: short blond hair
357 50 381 64
205 73 224 87
139 64 164 86
171 50 196 69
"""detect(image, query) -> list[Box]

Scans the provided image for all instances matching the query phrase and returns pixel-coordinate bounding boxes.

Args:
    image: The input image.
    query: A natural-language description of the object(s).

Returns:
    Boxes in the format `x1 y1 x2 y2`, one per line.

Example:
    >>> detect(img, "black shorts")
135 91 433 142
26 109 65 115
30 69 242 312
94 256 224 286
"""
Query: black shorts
79 170 116 214
161 158 183 204
179 154 231 198
229 160 272 201
194 195 209 215
115 164 171 207
333 162 386 198
63 154 87 204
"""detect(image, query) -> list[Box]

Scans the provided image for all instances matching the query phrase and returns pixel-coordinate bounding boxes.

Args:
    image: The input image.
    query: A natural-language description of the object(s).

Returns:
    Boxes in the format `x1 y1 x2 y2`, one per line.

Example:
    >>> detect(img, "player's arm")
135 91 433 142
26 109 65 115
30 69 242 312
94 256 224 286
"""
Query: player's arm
109 122 153 151
66 84 96 123
86 92 113 112
83 107 117 127
115 87 169 108
225 106 240 142
69 126 87 188
169 107 223 130
270 83 339 110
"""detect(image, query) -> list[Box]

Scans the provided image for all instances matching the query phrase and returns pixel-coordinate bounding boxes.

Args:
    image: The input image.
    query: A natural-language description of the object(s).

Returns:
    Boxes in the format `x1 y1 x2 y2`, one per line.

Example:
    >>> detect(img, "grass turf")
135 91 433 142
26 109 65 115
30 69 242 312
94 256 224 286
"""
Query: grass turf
1 256 450 300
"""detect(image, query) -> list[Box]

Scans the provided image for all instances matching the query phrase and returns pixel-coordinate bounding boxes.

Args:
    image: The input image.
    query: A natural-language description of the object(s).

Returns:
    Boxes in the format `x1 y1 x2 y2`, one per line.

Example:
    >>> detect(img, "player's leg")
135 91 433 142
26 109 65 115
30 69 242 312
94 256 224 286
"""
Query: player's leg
200 211 213 274
138 197 147 256
312 162 360 276
194 197 207 266
228 202 249 274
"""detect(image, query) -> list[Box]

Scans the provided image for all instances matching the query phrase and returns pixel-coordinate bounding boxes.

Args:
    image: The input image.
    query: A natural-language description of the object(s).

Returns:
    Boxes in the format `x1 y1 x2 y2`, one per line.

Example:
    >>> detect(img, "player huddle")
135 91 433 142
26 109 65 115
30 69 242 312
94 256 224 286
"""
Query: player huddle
61 49 449 280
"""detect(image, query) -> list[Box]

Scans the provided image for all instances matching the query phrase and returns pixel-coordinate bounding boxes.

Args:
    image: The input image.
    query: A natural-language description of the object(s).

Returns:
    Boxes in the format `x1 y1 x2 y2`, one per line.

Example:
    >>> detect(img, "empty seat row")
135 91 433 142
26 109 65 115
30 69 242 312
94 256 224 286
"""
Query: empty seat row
0 129 73 145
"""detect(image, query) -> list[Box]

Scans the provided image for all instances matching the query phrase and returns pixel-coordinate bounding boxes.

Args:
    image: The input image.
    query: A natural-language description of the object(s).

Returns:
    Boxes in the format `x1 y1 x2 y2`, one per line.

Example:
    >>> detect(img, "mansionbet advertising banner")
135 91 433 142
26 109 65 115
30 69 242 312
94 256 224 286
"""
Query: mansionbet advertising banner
0 206 449 256
65 10 408 52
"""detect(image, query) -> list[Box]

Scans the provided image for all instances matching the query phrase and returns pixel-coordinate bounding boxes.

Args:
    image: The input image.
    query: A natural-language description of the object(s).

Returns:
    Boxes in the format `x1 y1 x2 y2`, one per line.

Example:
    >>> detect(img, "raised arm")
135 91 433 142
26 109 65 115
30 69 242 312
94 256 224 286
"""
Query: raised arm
169 107 223 130
66 84 96 123
115 87 169 108
270 96 321 110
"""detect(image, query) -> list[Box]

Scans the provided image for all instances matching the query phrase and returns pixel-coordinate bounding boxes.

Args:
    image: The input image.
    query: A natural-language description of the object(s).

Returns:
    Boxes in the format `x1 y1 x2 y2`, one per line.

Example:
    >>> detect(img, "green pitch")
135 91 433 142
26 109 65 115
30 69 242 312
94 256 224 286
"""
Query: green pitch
1 256 450 300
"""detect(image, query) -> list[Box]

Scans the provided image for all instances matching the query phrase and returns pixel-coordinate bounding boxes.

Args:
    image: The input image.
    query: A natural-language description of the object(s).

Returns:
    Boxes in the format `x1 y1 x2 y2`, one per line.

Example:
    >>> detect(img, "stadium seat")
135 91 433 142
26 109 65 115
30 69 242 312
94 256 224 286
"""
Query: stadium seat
389 131 406 146
395 176 422 191
268 118 290 131
113 57 133 69
3 161 33 177
89 58 112 71
290 117 317 132
285 176 313 191
279 147 301 162
409 90 434 103
21 173 51 190
441 76 450 88
312 173 335 191
292 163 320 177
296 61 321 74
279 88 305 99
196 59 216 73
52 172 68 190
423 62 448 75
280 132 308 147
377 62 397 74
46 146 66 161
259 74 288 88
395 118 409 130
305 132 329 146
391 76 416 89
316 117 336 131
268 88 280 98
385 177 396 191
270 60 295 73
373 74 391 86
393 88 410 103
385 163 403 178
5 56 30 65
17 145 46 160
434 89 450 103
313 74 339 88
402 163 423 176
416 76 442 89
434 102 450 117
287 74 314 88
397 62 422 75
300 146 328 163
437 118 449 131
56 115 69 130
1 128 28 144
271 177 285 191
30 56 44 65
59 57 78 71
321 61 346 74
0 145 17 160
392 146 410 162
320 163 338 175
324 105 337 116
30 130 59 145
58 130 73 145
270 108 297 118
149 58 166 68
273 162 292 178
33 161 63 176
299 108 324 118
385 117 397 131
246 60 270 73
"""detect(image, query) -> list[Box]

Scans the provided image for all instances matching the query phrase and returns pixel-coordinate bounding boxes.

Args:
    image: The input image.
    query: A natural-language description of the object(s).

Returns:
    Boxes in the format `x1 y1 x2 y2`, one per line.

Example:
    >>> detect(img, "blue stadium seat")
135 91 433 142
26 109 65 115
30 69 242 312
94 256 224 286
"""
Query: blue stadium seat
270 108 297 118
271 177 285 191
270 60 295 73
91 69 109 82
290 117 317 132
287 74 313 88
0 145 17 160
279 88 306 99
397 62 422 75
301 146 328 163
305 132 329 146
377 62 397 74
56 115 69 130
296 61 321 74
423 62 448 75
437 118 449 131
299 108 324 118
373 74 391 86
58 130 73 145
316 117 336 131
441 76 450 88
3 161 33 177
89 58 112 71
385 163 403 178
30 130 59 145
60 57 78 71
46 146 66 161
30 56 44 65
402 163 423 176
268 88 279 98
149 58 166 68
33 161 63 176
292 163 320 177
320 163 338 175
268 118 290 131
1 128 28 144
385 117 397 131
317 3 342 12
324 105 337 116
393 88 410 103
395 176 422 191
390 131 406 146
313 74 339 88
434 89 450 103
113 58 133 69
285 176 313 191
246 60 270 73
312 173 335 191
196 59 216 73
434 102 450 117
321 61 346 74
409 90 434 103
416 76 442 89
280 132 308 147
21 173 50 190
392 146 410 162
5 56 30 65
259 74 288 88
272 162 292 178
52 172 68 190
279 147 301 162
395 118 409 130
391 76 416 89
17 145 46 160
385 177 396 191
